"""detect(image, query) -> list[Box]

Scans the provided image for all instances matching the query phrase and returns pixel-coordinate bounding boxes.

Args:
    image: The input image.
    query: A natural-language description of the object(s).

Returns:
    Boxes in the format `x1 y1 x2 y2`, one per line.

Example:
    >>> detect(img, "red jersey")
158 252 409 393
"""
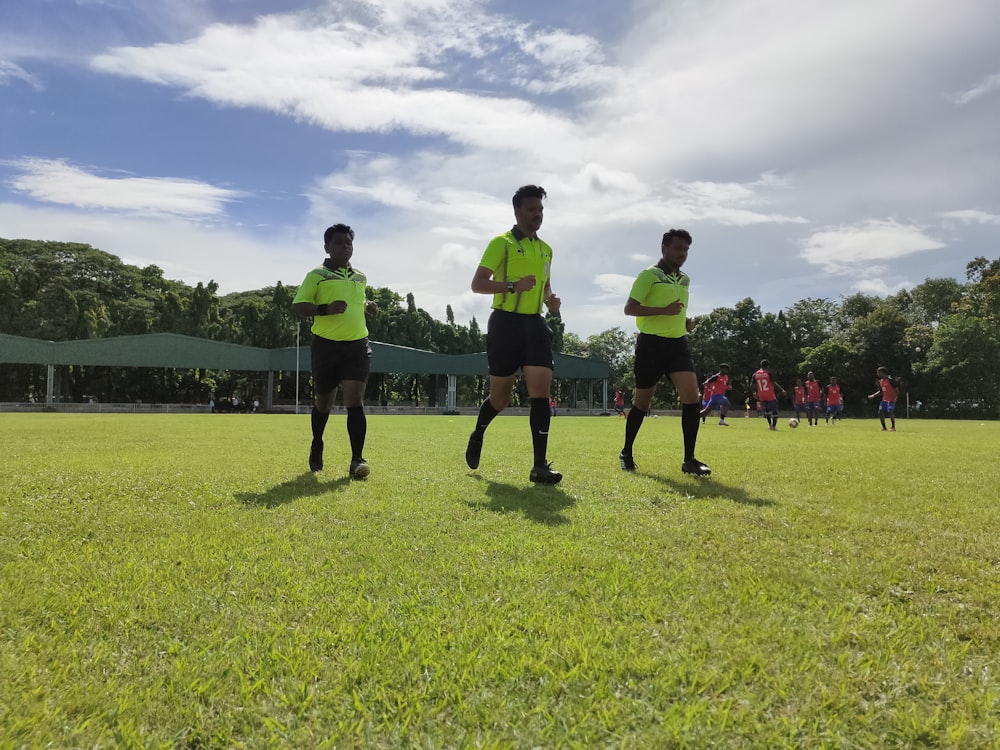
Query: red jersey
805 380 822 401
826 384 842 406
878 377 898 402
753 369 777 400
793 386 805 405
705 373 729 398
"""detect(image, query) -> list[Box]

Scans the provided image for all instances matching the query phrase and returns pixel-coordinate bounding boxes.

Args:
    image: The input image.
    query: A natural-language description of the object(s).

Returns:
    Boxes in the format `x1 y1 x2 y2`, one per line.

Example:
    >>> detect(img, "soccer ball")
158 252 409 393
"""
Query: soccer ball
788 417 800 428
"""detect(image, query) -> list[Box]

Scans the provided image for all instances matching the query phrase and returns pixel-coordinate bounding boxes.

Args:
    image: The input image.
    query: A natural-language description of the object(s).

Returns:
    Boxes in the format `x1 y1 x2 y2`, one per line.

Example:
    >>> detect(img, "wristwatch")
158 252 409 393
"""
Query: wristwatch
507 281 515 293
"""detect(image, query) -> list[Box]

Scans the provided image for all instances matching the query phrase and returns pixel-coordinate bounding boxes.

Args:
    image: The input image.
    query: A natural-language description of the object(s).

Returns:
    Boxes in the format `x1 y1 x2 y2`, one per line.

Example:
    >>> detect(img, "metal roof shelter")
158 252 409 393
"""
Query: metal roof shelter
1 333 609 410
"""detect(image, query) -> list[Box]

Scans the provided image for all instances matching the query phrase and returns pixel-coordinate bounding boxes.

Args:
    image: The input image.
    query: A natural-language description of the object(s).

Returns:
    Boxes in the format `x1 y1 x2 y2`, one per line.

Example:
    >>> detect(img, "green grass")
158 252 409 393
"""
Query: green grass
1 413 998 748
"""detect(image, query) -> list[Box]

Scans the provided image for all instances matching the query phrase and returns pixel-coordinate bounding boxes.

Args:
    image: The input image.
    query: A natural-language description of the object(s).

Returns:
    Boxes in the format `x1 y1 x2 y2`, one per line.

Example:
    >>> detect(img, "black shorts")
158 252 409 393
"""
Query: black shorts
311 336 372 394
486 309 554 377
633 332 695 389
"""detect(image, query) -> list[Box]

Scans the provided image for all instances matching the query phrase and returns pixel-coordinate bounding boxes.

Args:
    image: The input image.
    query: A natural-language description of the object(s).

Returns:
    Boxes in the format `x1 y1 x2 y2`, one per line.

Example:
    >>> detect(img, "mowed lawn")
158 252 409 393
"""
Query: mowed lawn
1 412 998 748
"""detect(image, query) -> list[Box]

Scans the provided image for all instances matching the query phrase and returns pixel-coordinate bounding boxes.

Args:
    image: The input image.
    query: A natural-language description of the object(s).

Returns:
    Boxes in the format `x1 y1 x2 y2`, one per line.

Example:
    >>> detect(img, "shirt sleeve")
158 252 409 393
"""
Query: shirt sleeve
478 235 510 276
292 271 319 304
628 269 655 303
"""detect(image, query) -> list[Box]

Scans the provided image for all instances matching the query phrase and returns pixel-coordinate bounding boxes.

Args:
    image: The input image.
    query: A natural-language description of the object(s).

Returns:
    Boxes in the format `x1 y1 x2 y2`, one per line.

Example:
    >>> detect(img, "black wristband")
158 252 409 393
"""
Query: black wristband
315 303 329 316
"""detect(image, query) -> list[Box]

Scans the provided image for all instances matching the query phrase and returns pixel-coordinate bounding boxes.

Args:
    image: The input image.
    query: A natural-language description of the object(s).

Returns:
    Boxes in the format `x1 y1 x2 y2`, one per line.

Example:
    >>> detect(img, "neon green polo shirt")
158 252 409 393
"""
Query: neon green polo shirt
293 263 369 341
478 227 553 315
628 265 690 338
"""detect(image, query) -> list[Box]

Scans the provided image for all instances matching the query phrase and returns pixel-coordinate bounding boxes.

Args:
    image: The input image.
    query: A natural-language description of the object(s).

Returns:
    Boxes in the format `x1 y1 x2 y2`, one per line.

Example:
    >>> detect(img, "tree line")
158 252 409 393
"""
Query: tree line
2 239 998 416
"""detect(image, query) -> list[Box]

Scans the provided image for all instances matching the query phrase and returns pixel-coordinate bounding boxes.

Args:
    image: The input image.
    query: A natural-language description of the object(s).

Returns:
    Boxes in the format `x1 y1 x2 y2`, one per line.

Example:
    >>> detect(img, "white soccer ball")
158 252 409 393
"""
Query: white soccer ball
788 417 800 428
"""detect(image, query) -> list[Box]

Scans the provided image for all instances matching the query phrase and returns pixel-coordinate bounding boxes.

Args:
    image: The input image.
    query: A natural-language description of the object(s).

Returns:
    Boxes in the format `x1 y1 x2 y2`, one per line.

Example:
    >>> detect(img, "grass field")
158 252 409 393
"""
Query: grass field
1 413 998 748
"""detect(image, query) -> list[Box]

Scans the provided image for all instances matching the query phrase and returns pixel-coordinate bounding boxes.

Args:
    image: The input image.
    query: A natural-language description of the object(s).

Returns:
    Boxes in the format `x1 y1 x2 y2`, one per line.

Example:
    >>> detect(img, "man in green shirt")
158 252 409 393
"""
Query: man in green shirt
466 185 563 484
619 229 711 476
292 223 379 479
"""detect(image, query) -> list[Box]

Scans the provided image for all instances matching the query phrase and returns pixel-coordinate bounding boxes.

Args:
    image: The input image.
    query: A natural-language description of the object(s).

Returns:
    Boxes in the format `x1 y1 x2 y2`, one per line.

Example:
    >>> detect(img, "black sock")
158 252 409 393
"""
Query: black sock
623 406 646 455
682 403 700 461
346 406 366 460
311 407 329 442
475 398 499 434
529 398 550 466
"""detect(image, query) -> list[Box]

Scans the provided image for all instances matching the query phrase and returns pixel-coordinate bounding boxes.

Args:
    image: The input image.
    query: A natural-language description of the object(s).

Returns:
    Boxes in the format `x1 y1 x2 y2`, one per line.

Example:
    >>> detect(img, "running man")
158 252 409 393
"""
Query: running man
291 223 379 479
619 229 711 476
825 376 843 425
804 371 823 426
751 359 786 431
699 363 732 426
792 378 806 421
614 389 626 417
465 185 563 484
868 367 900 431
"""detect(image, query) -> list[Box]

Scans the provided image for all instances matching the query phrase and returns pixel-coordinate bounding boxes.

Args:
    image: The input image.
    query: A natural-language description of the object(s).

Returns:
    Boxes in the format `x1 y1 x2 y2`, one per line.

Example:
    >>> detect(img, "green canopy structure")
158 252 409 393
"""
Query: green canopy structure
0 333 609 411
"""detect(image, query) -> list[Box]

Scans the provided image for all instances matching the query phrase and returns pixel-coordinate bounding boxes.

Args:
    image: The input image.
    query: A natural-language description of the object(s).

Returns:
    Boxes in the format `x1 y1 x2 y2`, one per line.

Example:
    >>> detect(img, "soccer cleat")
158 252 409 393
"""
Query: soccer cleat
529 462 563 485
465 431 483 470
881 427 888 432
889 427 896 432
619 452 637 472
719 419 729 426
681 458 712 476
349 457 370 480
309 439 324 472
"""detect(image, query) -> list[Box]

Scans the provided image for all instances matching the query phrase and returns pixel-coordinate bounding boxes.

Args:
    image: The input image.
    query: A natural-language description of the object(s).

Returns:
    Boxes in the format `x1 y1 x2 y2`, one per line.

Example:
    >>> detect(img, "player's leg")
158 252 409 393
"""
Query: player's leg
524 365 560 483
621 335 659 471
888 402 896 431
341 379 370 479
467 311 517 470
622 385 655 470
878 403 888 430
308 338 340 472
671 370 710 475
718 397 730 425
466 374 514 469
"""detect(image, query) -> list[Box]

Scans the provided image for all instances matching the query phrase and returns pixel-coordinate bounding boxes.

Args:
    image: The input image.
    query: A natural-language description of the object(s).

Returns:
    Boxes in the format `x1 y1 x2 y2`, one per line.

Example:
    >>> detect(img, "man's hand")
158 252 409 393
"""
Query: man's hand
544 293 561 314
514 275 537 292
663 300 684 316
365 300 379 315
329 300 348 314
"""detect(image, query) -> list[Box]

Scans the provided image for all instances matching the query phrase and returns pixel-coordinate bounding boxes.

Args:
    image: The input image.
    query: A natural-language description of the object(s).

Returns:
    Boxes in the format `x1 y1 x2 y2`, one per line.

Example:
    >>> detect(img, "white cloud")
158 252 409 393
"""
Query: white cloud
855 278 911 297
0 202 310 294
592 273 634 301
939 209 1000 226
5 158 244 217
950 72 1000 105
798 220 946 275
0 60 42 89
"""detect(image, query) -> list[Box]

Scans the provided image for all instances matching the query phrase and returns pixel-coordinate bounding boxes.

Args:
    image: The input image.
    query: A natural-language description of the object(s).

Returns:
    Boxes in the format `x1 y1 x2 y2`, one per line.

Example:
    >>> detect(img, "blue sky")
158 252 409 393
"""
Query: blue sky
2 0 999 336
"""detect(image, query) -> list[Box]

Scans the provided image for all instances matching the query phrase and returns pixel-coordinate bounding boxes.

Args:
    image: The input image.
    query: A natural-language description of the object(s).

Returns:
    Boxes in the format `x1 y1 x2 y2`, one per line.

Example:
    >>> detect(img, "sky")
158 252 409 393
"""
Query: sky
2 0 999 337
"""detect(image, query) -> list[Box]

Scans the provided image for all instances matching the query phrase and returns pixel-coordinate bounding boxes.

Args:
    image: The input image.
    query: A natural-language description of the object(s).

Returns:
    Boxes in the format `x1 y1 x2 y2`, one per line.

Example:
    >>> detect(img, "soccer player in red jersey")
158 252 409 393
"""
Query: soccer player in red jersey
792 378 806 421
825 377 843 425
699 363 732 426
804 371 823 426
868 367 900 431
751 359 786 431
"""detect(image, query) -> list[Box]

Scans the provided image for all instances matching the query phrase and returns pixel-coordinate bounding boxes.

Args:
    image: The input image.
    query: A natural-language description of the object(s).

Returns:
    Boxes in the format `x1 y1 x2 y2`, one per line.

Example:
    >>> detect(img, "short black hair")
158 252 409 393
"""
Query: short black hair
662 228 692 245
324 223 355 244
512 185 546 209
760 359 769 368
719 363 729 370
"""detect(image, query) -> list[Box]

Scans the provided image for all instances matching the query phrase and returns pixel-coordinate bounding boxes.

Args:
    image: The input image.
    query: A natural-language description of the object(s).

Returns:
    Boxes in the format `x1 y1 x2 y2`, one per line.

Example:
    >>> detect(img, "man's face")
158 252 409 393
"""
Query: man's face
514 197 544 234
661 236 690 268
325 232 354 266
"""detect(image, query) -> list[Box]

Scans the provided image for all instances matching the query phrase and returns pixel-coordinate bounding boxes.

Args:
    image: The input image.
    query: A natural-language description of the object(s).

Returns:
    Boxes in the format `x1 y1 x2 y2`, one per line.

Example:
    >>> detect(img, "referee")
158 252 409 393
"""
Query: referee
292 223 379 479
619 229 711 476
465 185 563 484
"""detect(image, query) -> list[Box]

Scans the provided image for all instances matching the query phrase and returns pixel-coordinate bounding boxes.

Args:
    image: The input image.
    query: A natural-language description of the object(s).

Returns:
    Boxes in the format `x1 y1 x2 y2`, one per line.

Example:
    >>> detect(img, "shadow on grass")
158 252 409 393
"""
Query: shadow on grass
645 472 775 507
466 474 576 526
236 472 352 508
